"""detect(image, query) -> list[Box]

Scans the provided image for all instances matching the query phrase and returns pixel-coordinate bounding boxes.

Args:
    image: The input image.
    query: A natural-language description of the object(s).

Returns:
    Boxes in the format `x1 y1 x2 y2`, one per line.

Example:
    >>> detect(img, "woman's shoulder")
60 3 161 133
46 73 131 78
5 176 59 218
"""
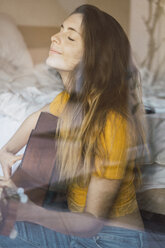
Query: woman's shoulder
105 111 127 129
49 91 70 116
104 110 134 148
103 110 131 146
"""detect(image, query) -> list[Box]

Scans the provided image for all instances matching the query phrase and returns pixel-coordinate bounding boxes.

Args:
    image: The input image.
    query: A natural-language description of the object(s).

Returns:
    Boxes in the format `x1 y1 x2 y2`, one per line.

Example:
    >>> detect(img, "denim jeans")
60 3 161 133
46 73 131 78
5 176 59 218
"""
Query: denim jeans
0 221 148 248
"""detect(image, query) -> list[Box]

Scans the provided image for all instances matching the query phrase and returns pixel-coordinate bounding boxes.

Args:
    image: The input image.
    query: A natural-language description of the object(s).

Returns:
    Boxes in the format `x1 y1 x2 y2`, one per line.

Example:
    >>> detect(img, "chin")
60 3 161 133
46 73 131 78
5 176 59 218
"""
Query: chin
46 56 56 68
46 56 66 71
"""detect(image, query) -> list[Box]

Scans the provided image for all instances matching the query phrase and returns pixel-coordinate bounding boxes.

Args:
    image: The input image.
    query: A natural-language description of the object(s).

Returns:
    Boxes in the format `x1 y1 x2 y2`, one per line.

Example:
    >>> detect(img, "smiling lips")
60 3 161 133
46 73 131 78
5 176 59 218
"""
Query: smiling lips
50 48 62 55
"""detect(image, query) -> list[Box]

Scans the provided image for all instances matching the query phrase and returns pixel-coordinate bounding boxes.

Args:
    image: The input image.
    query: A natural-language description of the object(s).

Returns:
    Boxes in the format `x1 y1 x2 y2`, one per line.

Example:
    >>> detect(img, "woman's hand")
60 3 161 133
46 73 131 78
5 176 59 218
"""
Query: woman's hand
0 180 28 236
0 148 23 180
0 178 17 189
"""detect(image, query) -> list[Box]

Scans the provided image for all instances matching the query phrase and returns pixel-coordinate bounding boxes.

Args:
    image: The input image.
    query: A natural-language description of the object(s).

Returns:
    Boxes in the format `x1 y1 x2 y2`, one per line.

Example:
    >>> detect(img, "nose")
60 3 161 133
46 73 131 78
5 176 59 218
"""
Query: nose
51 33 60 44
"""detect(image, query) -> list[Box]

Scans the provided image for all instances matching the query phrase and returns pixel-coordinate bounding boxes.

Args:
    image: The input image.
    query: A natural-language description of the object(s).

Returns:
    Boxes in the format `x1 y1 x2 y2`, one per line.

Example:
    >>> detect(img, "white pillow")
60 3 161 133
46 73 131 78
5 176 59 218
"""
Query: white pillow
0 13 33 68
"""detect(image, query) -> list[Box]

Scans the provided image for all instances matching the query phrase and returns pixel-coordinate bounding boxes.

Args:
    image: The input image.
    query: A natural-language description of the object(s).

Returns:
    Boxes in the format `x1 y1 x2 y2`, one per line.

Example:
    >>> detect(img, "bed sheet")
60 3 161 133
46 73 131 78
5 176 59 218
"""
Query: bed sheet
0 62 64 176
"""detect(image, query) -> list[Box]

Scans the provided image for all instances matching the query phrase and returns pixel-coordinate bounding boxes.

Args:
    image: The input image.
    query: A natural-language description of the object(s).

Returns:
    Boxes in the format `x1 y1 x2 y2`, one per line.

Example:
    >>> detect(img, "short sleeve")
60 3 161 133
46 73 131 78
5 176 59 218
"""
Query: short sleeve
93 112 130 180
49 91 70 116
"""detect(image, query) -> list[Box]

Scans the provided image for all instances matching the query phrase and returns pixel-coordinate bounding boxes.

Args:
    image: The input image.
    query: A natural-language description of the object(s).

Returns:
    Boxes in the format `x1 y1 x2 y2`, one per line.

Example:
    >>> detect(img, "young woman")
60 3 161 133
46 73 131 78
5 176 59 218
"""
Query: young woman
0 4 148 248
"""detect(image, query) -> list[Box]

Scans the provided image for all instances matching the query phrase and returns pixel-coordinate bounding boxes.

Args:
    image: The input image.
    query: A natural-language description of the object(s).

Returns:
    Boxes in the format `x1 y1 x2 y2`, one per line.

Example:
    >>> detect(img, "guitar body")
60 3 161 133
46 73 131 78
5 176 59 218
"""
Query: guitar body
12 112 58 205
0 112 60 235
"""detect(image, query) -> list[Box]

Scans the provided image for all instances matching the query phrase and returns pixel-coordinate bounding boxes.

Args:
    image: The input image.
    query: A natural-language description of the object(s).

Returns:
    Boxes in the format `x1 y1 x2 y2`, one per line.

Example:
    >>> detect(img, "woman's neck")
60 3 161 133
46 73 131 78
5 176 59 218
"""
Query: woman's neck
59 71 70 90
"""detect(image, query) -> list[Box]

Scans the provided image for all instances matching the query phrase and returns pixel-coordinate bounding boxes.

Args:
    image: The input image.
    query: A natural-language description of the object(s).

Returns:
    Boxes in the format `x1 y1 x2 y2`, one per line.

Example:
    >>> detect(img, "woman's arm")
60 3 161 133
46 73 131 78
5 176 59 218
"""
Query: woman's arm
15 177 121 237
0 104 50 178
85 176 122 218
16 200 104 238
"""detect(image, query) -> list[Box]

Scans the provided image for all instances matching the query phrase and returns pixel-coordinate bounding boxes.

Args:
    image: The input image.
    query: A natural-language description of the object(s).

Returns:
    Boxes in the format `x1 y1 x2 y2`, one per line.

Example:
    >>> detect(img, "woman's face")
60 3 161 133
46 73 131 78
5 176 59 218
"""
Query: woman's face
46 13 83 72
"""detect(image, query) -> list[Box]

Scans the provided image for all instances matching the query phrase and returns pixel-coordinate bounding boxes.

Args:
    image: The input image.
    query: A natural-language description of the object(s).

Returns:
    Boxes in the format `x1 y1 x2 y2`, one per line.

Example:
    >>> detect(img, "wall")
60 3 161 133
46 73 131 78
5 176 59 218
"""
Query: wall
129 0 165 79
0 0 130 34
0 0 86 26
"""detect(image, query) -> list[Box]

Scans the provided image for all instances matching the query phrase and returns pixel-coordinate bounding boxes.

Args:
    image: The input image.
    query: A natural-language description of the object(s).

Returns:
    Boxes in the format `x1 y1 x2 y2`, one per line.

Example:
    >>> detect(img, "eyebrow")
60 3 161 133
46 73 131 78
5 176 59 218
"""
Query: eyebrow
61 24 81 35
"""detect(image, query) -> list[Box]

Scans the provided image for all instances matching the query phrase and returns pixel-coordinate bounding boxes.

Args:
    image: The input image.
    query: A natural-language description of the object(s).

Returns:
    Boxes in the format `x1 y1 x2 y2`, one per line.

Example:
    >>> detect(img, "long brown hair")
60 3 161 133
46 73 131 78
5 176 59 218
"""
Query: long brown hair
55 4 146 186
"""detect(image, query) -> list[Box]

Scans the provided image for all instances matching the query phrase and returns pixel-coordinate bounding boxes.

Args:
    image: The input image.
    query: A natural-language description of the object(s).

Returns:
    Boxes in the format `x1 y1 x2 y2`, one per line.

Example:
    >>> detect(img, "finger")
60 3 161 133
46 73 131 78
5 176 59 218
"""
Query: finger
2 166 11 181
0 180 13 187
0 175 10 182
0 176 5 182
16 154 23 159
0 180 8 187
13 154 23 162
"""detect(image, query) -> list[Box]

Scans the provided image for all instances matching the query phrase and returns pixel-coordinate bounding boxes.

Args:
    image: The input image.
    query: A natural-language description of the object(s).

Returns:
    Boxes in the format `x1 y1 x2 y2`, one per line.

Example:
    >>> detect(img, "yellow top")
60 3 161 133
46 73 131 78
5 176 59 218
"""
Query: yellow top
49 91 138 217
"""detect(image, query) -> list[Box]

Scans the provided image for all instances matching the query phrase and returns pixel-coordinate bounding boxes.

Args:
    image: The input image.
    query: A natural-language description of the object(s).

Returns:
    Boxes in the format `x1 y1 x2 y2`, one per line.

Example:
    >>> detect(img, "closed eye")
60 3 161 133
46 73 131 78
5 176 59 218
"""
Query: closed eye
68 37 75 41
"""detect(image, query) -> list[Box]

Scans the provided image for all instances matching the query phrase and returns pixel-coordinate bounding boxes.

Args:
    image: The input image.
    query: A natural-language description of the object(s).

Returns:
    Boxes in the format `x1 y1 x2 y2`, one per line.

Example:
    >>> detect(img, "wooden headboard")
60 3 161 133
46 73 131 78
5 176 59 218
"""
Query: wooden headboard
18 26 59 64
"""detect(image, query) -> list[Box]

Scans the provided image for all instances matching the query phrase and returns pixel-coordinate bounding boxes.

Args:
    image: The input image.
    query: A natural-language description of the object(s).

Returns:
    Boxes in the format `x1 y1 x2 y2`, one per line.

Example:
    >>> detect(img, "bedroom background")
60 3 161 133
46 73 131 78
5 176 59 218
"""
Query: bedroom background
0 0 165 229
0 0 132 172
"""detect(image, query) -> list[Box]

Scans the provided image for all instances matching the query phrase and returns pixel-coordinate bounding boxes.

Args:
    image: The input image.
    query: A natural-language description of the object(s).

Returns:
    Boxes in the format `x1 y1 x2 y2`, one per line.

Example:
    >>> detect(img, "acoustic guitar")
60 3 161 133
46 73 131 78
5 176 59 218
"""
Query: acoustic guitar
0 112 63 236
